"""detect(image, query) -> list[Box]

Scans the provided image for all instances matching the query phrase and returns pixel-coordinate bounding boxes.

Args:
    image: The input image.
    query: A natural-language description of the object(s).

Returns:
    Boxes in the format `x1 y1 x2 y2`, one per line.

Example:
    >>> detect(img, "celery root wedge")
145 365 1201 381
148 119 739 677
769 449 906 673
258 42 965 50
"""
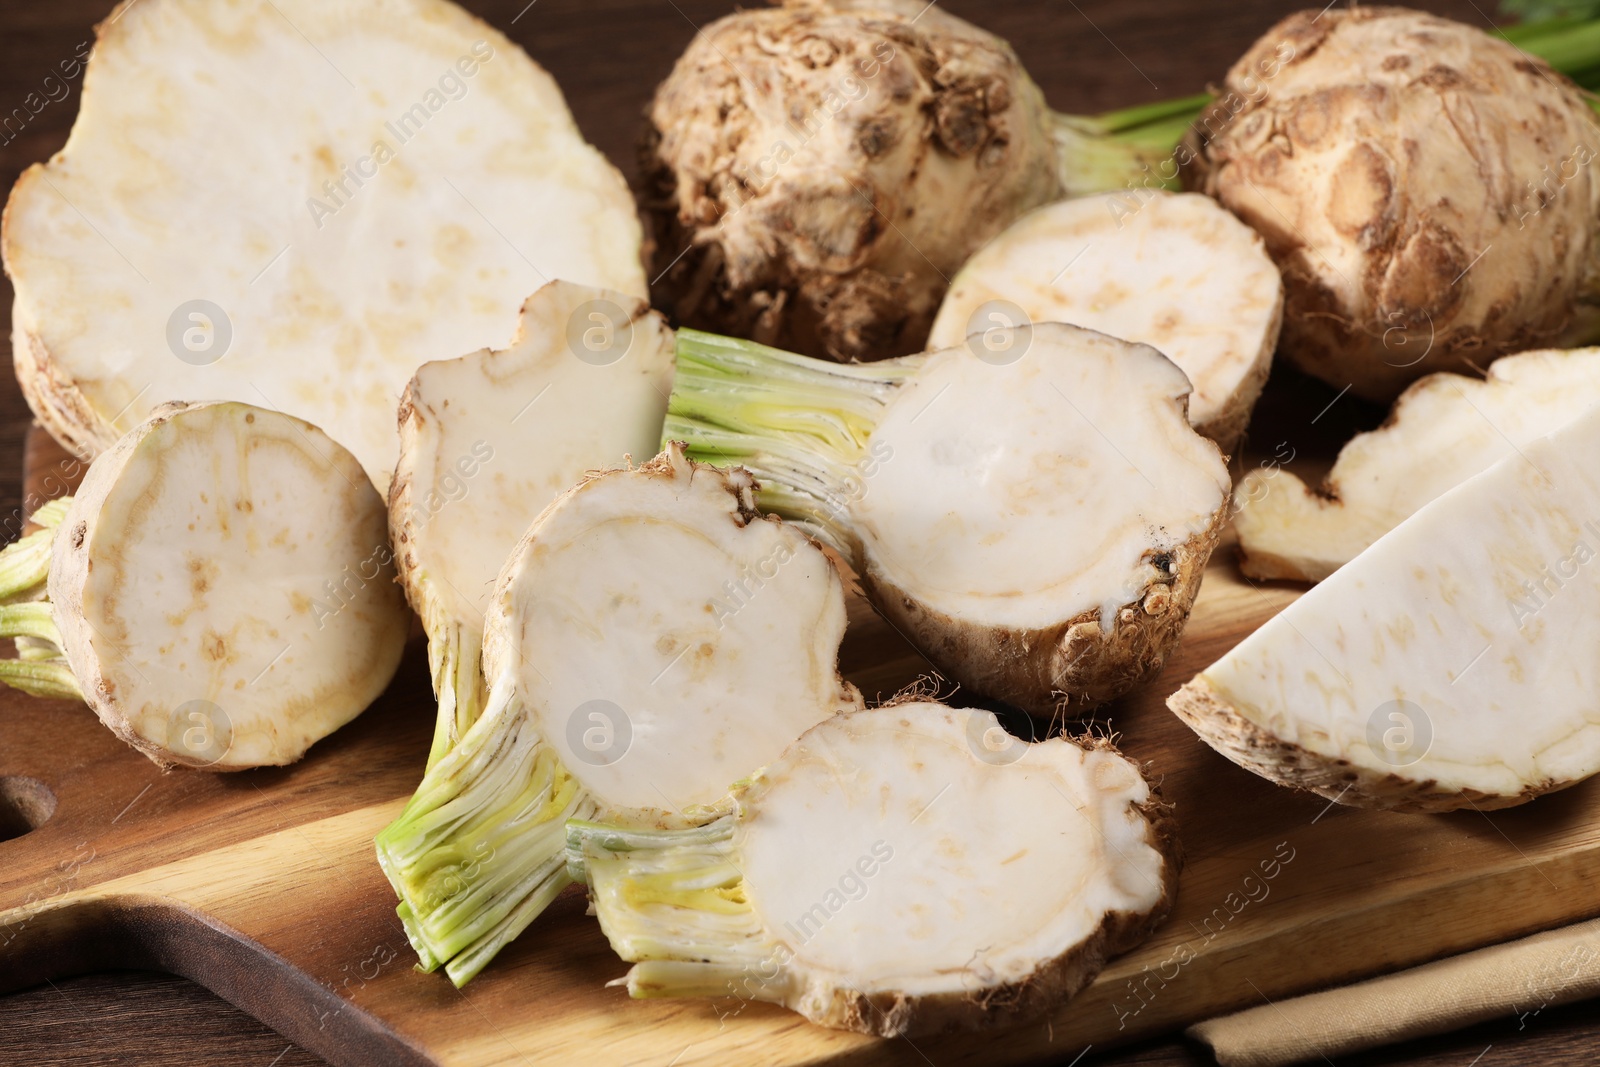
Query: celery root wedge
389 279 673 767
377 445 860 984
568 703 1178 1036
665 325 1231 715
928 191 1282 453
9 401 408 769
1171 403 1600 812
1235 347 1600 583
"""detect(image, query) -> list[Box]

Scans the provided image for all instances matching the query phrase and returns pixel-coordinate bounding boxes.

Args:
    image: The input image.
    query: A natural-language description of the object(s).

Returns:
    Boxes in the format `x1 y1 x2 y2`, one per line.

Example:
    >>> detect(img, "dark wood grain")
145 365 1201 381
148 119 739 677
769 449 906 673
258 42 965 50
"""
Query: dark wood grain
2 1 1596 1066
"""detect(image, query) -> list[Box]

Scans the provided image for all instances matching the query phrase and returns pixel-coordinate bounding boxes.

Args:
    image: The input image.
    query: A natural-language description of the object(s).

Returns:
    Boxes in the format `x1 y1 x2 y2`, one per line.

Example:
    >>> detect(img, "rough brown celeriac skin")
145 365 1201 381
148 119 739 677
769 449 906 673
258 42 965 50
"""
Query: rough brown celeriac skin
1167 677 1554 814
862 505 1226 719
640 0 1061 362
1184 7 1600 401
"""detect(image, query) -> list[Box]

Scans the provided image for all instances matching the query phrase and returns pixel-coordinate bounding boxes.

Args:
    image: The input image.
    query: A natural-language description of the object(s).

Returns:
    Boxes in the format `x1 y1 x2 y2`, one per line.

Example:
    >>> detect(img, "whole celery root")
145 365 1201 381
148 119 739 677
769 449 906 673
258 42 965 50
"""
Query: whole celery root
640 0 1062 362
1184 7 1600 400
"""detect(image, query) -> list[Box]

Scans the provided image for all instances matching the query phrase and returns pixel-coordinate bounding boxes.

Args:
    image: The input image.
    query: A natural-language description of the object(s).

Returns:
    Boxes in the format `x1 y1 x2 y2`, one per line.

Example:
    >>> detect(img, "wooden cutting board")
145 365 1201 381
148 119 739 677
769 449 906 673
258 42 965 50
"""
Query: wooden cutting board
3 423 1600 1067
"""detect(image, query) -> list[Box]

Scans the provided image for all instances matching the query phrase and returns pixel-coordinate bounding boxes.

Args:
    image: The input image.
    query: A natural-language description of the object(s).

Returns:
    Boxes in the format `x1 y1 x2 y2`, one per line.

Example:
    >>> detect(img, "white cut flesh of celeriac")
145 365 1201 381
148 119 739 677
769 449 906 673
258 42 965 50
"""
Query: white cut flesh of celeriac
1235 348 1600 582
567 703 1177 1036
389 279 674 767
3 0 645 488
377 445 860 985
665 324 1231 714
926 191 1283 453
1171 403 1600 812
20 401 407 769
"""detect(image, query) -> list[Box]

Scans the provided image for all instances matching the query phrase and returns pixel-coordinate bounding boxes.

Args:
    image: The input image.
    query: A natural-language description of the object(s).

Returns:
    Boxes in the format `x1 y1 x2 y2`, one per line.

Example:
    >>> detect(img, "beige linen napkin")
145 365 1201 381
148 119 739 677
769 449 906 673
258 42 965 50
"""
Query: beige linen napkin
1187 917 1600 1066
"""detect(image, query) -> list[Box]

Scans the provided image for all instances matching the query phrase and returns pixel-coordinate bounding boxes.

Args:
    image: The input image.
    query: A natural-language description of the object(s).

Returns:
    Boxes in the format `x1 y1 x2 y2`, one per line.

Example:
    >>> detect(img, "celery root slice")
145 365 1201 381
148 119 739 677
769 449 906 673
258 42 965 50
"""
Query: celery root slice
45 401 408 770
378 445 860 984
568 703 1178 1036
1235 347 1600 583
389 279 674 766
927 191 1283 454
3 0 645 488
665 325 1231 715
1171 403 1600 812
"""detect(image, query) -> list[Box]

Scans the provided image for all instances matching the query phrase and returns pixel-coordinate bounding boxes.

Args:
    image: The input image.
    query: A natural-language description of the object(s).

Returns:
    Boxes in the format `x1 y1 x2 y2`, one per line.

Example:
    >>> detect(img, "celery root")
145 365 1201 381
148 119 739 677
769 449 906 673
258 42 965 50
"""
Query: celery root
1171 402 1600 811
568 703 1177 1035
377 445 860 984
643 0 1081 361
3 0 645 487
1235 347 1600 582
928 191 1283 454
14 401 408 769
388 280 673 767
1185 7 1600 400
665 325 1231 715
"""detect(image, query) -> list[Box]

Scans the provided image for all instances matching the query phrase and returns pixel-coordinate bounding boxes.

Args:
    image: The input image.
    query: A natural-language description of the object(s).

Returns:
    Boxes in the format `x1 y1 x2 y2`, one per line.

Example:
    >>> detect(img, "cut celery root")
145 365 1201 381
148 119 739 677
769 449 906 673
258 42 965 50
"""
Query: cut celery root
665 326 1231 715
377 445 860 984
568 703 1178 1036
1171 403 1600 812
37 402 408 770
483 445 862 817
927 191 1283 454
1236 348 1600 582
3 0 645 487
389 280 674 767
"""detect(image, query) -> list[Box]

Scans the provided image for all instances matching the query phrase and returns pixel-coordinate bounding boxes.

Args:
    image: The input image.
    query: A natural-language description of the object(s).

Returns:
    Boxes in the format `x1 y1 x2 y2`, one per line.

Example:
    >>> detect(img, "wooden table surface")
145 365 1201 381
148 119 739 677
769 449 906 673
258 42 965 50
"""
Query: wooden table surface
2 1 1598 1065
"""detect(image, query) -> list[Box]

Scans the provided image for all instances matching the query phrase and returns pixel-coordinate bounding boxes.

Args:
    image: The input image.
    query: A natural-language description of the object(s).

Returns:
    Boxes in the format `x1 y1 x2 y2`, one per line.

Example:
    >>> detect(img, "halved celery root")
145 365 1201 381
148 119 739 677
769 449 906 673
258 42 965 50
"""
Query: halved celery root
927 191 1283 454
4 0 645 487
389 280 674 767
665 325 1231 715
1235 347 1600 582
1171 404 1600 812
377 445 860 984
25 401 406 769
568 703 1178 1036
484 447 862 816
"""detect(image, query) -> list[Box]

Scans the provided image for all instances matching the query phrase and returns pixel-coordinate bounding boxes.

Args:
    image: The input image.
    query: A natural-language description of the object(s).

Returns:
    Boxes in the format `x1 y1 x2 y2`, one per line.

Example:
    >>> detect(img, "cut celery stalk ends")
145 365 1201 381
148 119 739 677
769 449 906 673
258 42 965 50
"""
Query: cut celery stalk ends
0 498 78 701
